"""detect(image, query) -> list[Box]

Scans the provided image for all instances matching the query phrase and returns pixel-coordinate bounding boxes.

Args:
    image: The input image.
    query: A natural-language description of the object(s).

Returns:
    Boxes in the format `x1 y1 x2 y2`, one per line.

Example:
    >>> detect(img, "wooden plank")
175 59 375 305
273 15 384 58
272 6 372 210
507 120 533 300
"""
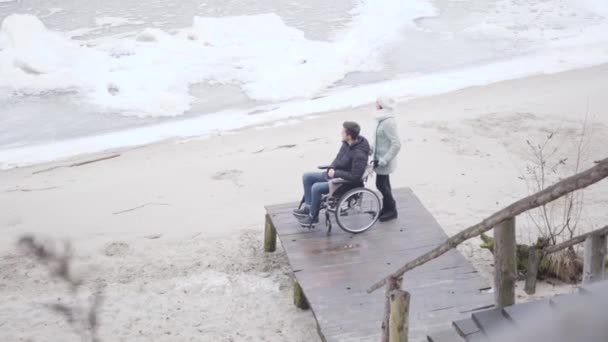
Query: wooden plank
427 329 465 342
471 308 512 338
280 237 449 273
266 188 493 342
300 281 490 324
465 332 486 342
453 318 479 337
280 217 445 242
294 254 485 298
502 299 553 326
280 225 444 253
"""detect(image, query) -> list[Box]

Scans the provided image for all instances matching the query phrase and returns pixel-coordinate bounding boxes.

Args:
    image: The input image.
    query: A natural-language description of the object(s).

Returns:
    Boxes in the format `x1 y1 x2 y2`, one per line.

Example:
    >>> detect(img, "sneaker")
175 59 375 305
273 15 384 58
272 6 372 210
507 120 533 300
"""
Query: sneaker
298 215 319 228
292 206 310 218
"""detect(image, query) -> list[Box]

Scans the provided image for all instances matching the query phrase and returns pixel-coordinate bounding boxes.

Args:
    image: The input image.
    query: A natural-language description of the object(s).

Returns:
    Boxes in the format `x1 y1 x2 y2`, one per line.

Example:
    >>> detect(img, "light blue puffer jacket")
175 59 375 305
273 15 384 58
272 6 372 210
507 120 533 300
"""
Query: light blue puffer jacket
372 109 401 175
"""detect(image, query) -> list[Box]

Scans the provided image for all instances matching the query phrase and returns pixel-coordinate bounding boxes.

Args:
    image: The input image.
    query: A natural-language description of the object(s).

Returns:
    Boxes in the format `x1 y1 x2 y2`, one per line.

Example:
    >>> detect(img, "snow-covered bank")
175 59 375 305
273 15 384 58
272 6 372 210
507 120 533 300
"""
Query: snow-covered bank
0 1 436 116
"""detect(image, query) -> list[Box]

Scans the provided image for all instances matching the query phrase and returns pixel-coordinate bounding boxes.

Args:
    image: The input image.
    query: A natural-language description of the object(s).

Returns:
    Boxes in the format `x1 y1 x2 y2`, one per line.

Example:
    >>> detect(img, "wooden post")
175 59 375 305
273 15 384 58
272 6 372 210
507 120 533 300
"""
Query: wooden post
264 214 277 252
494 217 516 307
583 234 607 284
389 290 410 342
381 276 401 342
293 279 309 310
524 247 541 295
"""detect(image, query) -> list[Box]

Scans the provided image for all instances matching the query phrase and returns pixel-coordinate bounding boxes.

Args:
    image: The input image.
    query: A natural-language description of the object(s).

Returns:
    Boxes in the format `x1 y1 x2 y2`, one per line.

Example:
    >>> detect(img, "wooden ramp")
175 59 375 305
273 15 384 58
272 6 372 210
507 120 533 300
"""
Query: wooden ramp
265 188 494 342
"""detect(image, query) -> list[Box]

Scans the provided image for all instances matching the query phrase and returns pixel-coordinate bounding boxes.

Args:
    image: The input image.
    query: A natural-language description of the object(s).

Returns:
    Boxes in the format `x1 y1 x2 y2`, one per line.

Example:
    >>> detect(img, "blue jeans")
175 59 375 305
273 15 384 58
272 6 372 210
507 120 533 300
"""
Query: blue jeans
302 171 329 218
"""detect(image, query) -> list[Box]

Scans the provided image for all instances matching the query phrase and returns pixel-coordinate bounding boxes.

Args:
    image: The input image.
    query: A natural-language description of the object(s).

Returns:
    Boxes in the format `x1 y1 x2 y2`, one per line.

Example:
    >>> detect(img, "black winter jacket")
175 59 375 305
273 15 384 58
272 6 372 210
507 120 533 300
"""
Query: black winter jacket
330 136 370 182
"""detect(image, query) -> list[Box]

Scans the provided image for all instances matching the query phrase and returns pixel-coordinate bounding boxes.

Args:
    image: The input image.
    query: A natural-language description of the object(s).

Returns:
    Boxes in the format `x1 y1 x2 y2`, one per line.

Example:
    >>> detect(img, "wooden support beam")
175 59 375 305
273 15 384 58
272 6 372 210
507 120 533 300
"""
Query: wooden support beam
494 217 516 307
389 290 410 342
524 247 541 295
264 214 277 252
293 279 309 310
583 234 607 284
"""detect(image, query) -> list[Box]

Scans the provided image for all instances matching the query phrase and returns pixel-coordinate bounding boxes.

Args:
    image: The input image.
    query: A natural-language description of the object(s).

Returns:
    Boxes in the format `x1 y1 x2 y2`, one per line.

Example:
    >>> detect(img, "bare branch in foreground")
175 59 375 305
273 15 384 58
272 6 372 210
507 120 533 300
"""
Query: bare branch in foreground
18 236 103 342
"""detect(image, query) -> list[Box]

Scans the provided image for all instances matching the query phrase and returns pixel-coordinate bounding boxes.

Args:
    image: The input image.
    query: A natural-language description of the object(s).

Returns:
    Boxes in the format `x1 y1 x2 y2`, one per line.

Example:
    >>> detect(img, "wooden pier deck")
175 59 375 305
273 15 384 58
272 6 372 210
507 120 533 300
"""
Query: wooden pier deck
265 188 494 342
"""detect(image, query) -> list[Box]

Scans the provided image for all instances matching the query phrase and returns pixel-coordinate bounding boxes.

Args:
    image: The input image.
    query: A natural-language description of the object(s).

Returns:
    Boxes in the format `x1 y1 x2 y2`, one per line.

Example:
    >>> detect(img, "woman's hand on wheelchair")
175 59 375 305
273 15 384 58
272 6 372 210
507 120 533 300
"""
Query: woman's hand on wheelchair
372 159 387 168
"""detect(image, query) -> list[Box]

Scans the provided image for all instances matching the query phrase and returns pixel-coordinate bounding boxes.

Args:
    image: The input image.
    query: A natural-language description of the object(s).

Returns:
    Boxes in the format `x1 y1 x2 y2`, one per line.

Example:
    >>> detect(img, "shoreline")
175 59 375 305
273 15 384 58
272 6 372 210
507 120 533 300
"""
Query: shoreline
3 57 608 170
1 63 608 341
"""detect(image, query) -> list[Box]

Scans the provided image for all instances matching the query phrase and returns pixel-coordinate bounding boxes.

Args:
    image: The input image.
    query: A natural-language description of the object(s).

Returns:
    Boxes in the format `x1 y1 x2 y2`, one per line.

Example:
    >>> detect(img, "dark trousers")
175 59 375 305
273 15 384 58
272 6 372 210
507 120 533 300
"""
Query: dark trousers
376 174 394 205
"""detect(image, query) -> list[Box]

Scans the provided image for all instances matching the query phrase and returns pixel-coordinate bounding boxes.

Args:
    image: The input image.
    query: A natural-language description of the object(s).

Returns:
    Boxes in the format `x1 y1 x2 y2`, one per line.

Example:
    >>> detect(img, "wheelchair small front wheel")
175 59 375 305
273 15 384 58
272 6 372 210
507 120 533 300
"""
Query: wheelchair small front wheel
335 188 381 234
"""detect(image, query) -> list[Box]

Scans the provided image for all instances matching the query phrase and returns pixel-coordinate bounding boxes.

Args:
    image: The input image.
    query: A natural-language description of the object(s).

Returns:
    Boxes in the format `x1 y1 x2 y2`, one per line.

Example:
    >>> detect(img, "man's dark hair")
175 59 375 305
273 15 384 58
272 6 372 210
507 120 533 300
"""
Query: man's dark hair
343 121 360 139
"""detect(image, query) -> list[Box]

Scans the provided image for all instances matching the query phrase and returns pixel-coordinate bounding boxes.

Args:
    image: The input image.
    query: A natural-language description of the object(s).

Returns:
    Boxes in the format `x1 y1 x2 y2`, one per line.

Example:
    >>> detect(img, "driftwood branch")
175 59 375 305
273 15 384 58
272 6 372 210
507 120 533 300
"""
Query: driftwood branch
6 186 59 193
113 202 170 215
33 154 121 175
368 157 608 294
544 225 608 254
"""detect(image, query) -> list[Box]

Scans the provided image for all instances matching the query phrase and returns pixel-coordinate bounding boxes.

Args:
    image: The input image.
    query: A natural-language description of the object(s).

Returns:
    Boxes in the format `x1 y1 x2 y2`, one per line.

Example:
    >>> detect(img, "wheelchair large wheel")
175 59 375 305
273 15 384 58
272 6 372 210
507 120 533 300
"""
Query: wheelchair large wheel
335 188 381 234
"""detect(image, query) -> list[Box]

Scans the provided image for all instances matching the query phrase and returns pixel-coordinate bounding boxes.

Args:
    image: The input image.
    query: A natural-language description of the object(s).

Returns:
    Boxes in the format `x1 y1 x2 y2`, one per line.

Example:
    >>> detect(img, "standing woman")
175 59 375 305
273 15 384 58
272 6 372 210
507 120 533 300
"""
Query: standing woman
373 97 401 222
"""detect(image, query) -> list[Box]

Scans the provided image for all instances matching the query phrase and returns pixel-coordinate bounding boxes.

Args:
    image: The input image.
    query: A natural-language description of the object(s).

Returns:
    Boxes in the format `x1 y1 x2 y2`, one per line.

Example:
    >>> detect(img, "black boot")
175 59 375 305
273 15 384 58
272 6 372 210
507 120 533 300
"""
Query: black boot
379 199 397 222
379 197 388 217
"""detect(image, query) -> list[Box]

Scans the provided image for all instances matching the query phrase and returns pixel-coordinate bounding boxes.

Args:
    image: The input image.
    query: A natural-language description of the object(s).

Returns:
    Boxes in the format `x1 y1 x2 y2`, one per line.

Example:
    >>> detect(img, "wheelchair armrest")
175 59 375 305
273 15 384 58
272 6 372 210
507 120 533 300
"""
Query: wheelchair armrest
331 179 357 185
317 165 331 170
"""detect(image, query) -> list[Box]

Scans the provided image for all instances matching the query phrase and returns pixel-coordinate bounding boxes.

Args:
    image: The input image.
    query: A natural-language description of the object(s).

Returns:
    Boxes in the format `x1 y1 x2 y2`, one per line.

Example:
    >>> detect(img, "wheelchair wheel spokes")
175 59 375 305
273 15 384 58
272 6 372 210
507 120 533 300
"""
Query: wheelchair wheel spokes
335 188 381 234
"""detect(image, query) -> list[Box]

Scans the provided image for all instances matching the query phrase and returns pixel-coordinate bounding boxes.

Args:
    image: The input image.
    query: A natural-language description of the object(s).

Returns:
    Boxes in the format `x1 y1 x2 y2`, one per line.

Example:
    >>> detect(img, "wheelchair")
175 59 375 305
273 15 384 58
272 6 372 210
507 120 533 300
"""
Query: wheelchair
297 162 381 235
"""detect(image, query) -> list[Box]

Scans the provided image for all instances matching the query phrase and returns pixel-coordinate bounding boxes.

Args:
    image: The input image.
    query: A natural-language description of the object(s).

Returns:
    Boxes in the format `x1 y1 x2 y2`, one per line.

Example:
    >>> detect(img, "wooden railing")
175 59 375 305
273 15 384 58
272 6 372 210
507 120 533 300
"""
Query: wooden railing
367 157 608 342
524 224 608 294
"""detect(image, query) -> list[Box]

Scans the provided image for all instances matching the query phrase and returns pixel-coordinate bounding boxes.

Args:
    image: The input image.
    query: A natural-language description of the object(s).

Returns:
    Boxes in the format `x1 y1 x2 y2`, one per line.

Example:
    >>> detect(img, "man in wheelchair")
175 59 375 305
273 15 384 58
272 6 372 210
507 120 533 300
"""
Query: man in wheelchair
293 121 370 227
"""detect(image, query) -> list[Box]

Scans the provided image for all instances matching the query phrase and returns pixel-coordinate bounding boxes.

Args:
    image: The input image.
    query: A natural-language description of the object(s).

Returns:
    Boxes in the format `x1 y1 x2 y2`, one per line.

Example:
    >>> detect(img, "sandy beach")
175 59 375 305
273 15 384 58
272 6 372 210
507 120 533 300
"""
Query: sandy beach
2 64 608 341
